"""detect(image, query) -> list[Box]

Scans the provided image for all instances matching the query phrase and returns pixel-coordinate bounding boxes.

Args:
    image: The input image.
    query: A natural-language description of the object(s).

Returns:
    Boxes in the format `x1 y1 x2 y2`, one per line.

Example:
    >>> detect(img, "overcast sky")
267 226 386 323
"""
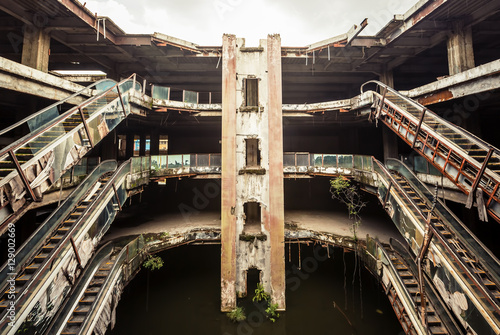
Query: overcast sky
85 0 417 46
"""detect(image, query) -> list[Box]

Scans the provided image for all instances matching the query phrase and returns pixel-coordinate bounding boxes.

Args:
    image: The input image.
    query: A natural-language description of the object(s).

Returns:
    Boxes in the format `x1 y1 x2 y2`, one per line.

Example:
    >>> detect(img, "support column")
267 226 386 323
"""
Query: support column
267 34 286 309
150 129 160 155
139 134 146 156
447 20 475 76
125 133 134 158
220 34 237 312
21 27 50 73
100 129 118 160
379 70 398 163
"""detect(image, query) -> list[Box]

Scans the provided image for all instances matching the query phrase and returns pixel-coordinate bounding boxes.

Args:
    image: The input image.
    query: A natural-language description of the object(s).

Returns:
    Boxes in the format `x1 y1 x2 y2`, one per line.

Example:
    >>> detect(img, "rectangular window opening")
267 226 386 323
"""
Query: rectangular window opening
245 78 259 107
244 202 261 234
245 138 261 167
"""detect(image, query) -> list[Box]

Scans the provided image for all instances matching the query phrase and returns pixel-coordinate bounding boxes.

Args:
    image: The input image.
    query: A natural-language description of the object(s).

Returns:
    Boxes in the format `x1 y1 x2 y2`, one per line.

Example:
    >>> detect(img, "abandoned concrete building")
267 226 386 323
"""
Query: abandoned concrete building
0 0 500 334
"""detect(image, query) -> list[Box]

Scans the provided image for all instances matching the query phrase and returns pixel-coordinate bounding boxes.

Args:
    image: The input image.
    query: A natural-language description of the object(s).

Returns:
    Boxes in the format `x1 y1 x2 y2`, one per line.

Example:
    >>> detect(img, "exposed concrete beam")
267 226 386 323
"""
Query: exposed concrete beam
0 56 88 103
401 59 500 105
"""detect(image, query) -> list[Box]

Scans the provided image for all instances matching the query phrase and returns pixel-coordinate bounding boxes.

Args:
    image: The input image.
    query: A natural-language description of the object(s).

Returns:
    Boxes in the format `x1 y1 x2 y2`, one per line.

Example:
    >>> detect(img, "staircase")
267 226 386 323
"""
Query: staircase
60 257 115 335
386 248 449 335
0 76 137 226
362 80 500 223
0 172 112 314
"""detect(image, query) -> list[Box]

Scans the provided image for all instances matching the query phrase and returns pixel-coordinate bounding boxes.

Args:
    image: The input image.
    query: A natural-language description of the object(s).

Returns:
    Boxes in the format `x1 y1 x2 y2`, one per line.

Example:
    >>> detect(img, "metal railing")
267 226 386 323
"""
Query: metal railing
0 159 132 333
361 80 500 222
0 74 139 205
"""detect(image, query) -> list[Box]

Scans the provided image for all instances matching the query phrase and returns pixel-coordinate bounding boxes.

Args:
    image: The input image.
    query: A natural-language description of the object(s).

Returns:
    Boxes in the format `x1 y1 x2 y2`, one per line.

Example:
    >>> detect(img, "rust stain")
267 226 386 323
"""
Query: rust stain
267 35 286 310
220 34 237 311
417 90 454 106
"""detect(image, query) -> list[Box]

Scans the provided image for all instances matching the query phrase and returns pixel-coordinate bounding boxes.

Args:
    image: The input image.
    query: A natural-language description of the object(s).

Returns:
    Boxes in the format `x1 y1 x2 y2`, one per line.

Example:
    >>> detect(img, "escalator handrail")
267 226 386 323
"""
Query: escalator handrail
0 160 118 292
0 74 137 161
370 238 426 334
77 236 141 335
360 80 500 157
386 158 500 271
0 78 113 137
372 157 500 313
0 159 132 329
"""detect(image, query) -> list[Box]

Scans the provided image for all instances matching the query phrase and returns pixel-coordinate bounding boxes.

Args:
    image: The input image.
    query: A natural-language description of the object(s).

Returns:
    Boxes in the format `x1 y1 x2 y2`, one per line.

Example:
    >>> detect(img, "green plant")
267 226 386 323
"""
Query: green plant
252 283 270 302
330 176 367 241
265 303 280 322
143 255 164 271
160 232 170 238
227 306 246 322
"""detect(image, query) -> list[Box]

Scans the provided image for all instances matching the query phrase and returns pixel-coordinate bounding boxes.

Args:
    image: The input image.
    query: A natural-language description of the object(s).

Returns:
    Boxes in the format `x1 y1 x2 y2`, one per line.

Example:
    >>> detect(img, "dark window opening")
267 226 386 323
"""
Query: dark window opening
245 138 261 167
244 202 261 234
245 78 259 107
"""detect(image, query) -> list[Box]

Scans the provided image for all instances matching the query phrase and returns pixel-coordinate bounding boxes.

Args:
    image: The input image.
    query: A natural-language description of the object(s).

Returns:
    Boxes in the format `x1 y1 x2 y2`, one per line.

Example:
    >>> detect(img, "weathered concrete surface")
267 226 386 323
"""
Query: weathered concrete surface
220 34 238 312
0 57 89 104
267 34 286 310
21 27 50 73
401 59 500 106
447 20 475 76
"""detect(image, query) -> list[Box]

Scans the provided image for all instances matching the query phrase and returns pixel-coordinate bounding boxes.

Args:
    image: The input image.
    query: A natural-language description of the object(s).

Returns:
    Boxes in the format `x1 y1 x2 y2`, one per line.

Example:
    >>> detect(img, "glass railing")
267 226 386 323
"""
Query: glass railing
0 160 132 332
0 75 139 210
0 161 118 292
361 80 500 160
386 159 500 308
366 237 425 334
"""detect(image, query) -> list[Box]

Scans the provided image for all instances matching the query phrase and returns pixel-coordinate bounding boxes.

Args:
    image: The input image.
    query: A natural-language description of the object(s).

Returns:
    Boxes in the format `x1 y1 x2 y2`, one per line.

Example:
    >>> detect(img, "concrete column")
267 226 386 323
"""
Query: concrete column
139 134 146 156
125 133 134 158
267 35 286 309
21 27 50 73
220 34 237 312
447 20 475 76
220 35 286 311
150 129 160 155
379 70 398 163
100 129 118 160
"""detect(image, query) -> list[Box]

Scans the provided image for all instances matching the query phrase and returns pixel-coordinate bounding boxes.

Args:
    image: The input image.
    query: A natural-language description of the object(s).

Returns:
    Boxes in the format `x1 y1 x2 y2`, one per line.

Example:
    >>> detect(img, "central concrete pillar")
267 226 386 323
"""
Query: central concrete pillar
447 20 475 76
221 34 285 311
21 26 50 73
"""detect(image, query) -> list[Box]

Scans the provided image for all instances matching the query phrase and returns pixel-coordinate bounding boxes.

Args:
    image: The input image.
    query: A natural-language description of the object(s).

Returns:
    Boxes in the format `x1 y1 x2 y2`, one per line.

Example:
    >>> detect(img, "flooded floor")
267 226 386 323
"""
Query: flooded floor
109 244 403 335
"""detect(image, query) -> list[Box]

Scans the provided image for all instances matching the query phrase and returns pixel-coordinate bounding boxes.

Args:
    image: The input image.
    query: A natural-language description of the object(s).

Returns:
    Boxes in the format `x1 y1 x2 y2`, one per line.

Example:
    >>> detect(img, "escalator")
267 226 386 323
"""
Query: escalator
373 239 456 335
371 157 500 334
361 80 500 222
0 158 139 334
0 75 140 228
46 236 144 335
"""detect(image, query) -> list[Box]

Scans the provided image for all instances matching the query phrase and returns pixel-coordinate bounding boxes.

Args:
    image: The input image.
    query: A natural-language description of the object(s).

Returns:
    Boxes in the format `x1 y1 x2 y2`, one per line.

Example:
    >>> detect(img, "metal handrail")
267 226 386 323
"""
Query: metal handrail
0 160 118 292
0 74 136 160
0 159 132 331
360 80 500 159
387 158 500 270
77 237 139 335
372 157 500 314
370 238 426 335
0 78 108 137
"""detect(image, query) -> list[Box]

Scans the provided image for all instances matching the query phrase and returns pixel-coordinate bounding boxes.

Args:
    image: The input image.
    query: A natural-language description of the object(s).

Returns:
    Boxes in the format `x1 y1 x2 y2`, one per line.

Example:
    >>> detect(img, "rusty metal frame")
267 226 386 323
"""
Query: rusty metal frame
466 148 494 208
411 109 426 148
112 183 122 211
78 107 94 148
117 86 128 118
376 86 387 119
372 86 500 224
8 150 38 201
374 159 500 312
70 237 82 269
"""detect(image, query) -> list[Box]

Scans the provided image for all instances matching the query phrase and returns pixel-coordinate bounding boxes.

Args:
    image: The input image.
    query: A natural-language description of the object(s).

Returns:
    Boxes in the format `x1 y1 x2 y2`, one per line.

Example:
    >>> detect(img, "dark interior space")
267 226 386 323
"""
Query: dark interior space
283 122 384 159
393 41 449 90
